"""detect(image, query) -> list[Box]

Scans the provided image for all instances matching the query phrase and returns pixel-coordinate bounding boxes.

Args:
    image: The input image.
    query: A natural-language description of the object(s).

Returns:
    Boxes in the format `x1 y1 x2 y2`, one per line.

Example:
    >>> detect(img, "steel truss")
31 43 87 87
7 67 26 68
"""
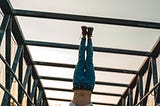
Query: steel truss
0 0 160 105
0 0 48 106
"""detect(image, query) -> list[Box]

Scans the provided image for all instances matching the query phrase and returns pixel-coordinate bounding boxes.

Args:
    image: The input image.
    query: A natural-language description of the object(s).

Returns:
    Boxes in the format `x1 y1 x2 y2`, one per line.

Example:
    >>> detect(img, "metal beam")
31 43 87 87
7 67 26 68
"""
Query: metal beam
30 80 38 100
42 100 47 106
133 83 139 105
12 16 25 44
23 66 32 89
11 16 49 105
36 90 43 106
11 45 23 72
117 58 150 105
18 41 24 104
0 53 35 106
118 38 159 105
40 76 128 87
5 17 11 106
14 9 160 29
135 81 160 106
0 0 160 105
156 84 160 105
47 97 117 106
34 87 37 104
97 81 128 87
2 45 23 106
0 83 20 106
44 87 122 97
33 61 137 74
151 57 159 100
143 62 152 106
139 76 143 106
26 40 150 57
27 68 31 106
121 97 126 106
128 88 133 106
19 65 32 104
0 0 13 15
0 15 10 45
150 37 160 58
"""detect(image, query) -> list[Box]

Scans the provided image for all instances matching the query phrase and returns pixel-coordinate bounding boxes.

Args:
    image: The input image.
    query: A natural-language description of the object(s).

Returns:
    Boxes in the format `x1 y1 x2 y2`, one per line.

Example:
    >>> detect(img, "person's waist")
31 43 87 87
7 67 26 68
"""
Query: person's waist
73 84 94 91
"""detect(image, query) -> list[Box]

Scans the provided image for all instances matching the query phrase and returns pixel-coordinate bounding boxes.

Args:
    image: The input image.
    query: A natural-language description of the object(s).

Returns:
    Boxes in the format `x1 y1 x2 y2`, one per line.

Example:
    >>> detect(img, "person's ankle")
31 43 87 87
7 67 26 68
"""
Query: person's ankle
87 27 94 38
81 26 87 38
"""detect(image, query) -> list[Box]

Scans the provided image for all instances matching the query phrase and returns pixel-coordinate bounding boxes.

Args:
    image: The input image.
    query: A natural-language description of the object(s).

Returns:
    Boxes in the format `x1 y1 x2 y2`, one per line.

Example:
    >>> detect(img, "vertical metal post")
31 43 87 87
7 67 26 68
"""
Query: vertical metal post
19 65 32 103
29 79 38 106
18 46 23 104
34 87 37 104
36 90 43 106
143 62 152 106
151 57 158 100
42 99 47 106
133 83 139 105
127 88 133 106
2 37 23 106
4 14 11 106
40 98 43 106
3 44 24 106
27 69 31 106
121 97 126 106
139 76 144 106
0 15 10 45
156 84 160 105
3 45 23 105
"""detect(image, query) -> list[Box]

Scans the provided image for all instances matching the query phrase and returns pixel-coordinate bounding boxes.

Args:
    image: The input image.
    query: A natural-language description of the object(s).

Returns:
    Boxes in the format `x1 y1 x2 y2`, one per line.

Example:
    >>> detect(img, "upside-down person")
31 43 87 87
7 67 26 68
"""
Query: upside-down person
70 26 95 106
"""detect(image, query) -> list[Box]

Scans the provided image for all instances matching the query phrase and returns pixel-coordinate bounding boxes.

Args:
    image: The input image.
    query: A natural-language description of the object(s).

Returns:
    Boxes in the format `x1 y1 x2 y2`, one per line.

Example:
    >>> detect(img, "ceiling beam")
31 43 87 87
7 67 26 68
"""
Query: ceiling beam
33 61 138 74
39 76 129 87
25 40 150 57
14 9 160 29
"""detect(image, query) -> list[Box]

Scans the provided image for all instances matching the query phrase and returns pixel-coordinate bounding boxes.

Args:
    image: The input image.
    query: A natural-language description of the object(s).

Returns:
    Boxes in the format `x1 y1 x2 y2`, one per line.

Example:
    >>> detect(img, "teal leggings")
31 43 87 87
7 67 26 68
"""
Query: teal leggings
73 38 95 91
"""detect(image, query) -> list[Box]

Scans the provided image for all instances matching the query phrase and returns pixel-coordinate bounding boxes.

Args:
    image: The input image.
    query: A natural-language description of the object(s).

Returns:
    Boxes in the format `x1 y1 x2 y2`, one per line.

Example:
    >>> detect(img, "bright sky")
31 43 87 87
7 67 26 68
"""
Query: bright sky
8 0 160 106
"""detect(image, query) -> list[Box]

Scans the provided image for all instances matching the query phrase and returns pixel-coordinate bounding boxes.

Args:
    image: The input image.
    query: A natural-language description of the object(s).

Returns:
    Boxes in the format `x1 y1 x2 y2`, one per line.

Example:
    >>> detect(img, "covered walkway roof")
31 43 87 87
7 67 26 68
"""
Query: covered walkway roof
0 0 160 106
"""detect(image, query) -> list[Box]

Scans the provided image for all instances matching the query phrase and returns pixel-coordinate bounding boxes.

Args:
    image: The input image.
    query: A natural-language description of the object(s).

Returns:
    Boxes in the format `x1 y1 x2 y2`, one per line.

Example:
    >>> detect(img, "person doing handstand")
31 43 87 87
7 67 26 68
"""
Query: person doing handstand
70 26 95 106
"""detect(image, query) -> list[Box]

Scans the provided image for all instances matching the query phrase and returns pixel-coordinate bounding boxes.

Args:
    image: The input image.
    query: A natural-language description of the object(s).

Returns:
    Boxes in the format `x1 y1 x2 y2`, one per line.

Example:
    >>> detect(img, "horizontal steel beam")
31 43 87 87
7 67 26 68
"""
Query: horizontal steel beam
47 97 117 106
33 61 138 74
14 9 160 29
25 40 150 57
39 76 128 87
44 87 122 97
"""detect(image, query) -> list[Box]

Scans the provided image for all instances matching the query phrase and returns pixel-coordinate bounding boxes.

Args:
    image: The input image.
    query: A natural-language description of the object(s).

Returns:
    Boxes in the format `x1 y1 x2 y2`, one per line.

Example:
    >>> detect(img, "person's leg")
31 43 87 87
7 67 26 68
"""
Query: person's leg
73 26 87 88
85 27 95 89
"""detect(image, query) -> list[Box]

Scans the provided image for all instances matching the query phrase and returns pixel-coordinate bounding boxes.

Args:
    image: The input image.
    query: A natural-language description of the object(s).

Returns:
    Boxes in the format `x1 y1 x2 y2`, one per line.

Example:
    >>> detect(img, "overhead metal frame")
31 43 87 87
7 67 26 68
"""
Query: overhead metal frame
0 0 49 106
0 0 160 105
